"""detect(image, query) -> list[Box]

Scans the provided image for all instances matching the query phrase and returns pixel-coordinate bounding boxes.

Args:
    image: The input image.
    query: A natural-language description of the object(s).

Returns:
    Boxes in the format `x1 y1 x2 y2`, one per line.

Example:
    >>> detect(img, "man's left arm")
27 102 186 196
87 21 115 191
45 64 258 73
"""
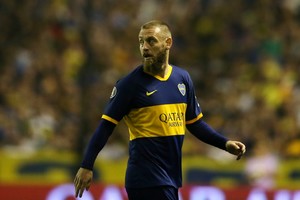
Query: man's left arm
186 119 246 160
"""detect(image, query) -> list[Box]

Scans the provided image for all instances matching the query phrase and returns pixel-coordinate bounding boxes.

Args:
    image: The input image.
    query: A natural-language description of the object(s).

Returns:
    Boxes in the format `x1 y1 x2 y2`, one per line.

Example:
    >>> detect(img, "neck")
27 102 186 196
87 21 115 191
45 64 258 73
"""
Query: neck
144 62 169 78
144 52 170 78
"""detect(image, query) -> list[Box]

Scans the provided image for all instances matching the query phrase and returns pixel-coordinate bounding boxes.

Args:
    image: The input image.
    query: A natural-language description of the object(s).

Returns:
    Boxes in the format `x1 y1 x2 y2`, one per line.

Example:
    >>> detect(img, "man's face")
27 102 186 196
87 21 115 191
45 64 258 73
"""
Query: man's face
138 27 168 68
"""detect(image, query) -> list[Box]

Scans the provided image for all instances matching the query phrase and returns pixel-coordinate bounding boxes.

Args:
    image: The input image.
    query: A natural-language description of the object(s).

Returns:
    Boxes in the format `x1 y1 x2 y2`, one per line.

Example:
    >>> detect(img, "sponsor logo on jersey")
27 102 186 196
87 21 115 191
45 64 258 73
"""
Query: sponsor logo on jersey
146 90 157 96
159 112 184 127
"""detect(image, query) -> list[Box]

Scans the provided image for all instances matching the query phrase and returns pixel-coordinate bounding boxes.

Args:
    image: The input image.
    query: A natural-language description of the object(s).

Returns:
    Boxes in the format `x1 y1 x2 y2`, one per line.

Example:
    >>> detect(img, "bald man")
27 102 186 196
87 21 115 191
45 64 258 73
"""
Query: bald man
74 20 246 200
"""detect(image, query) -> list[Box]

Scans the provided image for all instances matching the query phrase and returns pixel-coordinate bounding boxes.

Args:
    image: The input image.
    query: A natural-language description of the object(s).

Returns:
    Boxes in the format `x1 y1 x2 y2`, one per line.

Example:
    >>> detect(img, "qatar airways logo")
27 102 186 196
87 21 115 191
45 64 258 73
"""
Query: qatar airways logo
159 112 184 127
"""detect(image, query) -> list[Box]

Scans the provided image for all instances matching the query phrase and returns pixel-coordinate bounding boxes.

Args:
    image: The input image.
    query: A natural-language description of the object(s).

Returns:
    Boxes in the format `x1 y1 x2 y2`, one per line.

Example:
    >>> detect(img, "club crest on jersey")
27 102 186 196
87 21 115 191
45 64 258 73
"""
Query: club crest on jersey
110 86 117 98
178 83 186 96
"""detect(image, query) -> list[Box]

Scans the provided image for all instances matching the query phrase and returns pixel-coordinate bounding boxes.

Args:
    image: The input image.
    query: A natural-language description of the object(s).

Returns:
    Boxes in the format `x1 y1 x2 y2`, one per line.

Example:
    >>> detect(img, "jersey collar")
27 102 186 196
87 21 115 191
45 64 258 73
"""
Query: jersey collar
144 65 173 81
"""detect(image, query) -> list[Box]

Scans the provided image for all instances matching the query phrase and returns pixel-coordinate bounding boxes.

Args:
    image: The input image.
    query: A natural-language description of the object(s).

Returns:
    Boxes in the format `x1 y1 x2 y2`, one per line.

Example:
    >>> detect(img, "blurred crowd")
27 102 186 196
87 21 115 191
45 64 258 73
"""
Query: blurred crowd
0 0 300 164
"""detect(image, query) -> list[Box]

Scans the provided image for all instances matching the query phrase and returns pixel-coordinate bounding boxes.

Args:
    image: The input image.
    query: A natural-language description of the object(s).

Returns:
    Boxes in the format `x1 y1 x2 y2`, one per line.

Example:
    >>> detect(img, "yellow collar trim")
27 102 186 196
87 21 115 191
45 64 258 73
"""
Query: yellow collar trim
144 65 172 81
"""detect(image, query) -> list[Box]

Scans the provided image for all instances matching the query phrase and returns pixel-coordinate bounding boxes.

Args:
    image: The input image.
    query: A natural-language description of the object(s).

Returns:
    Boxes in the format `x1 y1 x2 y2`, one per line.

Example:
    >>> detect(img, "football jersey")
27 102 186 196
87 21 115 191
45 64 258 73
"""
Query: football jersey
102 64 203 188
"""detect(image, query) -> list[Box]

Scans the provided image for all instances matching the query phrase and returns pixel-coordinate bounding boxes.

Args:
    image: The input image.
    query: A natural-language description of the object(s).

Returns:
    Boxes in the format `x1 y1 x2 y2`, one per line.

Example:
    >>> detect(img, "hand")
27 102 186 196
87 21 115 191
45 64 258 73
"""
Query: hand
74 167 93 198
225 140 246 160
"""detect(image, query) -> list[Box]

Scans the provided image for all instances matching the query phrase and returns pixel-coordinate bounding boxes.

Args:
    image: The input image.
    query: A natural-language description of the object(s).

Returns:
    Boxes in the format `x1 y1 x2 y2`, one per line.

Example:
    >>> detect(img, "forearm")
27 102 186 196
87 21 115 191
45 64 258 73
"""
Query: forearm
81 119 116 170
186 119 228 150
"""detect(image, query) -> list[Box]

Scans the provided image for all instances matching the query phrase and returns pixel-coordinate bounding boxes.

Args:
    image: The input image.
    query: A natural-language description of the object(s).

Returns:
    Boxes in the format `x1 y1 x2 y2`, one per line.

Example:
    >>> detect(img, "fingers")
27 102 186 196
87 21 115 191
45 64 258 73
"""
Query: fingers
237 142 246 154
236 152 243 160
74 176 82 197
74 176 90 198
234 142 246 160
86 183 91 191
74 168 93 198
226 140 246 160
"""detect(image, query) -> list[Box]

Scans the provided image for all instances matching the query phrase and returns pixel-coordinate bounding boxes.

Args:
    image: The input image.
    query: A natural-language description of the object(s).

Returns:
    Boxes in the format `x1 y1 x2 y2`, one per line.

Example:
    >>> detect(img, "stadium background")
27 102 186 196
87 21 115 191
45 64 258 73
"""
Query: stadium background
1 0 300 199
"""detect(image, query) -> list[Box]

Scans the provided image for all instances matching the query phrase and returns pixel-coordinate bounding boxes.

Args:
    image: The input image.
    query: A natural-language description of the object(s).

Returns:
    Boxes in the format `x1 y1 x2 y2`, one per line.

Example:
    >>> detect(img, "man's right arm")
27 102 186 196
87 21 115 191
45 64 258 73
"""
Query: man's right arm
74 119 116 198
80 119 116 169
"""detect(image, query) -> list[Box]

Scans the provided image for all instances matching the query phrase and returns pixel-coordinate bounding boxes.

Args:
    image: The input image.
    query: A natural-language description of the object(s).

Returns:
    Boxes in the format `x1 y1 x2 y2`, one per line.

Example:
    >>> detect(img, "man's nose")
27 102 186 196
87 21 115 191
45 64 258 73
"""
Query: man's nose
142 42 149 50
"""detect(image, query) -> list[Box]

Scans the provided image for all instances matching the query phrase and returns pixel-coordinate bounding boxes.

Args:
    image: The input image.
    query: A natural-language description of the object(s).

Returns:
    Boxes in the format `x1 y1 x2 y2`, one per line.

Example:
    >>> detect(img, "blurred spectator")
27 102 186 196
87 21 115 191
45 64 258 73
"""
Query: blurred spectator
244 138 280 189
0 0 299 164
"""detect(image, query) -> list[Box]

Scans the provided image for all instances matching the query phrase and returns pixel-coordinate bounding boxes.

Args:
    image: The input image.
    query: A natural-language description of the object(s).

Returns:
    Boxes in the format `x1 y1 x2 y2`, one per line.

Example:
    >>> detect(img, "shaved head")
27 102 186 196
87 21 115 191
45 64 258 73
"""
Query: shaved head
141 20 172 39
138 20 173 76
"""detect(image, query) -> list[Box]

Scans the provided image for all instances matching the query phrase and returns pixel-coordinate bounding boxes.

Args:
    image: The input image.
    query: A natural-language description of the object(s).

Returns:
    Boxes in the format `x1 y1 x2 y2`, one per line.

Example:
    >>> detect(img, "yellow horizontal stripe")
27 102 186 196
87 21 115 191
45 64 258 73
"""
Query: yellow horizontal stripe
185 113 203 124
124 103 187 140
101 114 119 125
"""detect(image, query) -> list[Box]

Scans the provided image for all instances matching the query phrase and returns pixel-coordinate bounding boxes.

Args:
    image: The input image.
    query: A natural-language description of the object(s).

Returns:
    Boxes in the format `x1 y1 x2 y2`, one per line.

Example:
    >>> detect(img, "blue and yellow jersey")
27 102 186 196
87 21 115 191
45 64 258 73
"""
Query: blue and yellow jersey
102 64 202 188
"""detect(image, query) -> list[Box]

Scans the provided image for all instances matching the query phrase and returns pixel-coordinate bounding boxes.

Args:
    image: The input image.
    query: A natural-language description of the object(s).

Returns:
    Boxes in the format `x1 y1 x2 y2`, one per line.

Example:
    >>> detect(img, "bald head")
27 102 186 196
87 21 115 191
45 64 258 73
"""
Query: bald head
138 20 173 75
141 20 172 39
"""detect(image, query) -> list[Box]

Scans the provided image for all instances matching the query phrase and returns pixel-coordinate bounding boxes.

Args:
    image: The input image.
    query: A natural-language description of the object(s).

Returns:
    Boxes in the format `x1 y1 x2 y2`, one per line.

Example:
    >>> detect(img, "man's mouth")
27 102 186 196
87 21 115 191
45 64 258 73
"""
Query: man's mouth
143 53 152 58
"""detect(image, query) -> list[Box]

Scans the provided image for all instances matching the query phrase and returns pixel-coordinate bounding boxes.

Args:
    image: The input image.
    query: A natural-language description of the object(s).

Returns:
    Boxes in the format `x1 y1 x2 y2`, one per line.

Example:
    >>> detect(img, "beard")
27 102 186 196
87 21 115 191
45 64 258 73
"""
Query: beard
143 50 167 73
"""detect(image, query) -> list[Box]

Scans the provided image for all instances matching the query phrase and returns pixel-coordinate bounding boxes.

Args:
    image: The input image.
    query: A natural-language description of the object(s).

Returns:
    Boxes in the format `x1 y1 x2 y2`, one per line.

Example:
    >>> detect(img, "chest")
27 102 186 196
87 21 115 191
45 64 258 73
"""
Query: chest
132 78 188 108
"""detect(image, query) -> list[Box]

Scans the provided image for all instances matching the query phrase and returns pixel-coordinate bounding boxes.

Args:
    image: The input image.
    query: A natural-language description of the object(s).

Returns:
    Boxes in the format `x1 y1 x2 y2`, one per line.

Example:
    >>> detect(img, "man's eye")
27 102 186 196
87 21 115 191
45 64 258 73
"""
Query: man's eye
148 39 156 45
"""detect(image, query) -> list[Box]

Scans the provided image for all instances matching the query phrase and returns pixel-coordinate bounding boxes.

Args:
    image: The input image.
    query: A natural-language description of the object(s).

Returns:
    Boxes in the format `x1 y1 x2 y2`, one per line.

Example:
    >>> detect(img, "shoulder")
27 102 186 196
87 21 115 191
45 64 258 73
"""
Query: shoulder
171 64 191 80
116 65 143 85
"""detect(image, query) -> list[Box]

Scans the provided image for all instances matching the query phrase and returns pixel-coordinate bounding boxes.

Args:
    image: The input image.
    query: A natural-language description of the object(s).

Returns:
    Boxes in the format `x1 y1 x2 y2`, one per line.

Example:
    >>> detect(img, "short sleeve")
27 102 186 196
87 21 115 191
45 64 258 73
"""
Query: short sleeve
102 79 134 124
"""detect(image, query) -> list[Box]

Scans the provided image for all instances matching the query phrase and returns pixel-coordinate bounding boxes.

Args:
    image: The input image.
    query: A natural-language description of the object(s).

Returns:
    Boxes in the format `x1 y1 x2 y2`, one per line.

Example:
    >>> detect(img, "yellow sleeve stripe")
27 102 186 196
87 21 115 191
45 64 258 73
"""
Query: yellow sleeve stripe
185 113 203 125
101 114 119 125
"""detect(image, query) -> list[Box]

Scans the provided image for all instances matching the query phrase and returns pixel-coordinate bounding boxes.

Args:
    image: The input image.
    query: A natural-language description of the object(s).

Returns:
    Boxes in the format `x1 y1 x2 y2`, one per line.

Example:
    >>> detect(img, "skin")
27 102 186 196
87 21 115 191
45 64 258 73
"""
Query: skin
74 23 246 198
138 25 172 78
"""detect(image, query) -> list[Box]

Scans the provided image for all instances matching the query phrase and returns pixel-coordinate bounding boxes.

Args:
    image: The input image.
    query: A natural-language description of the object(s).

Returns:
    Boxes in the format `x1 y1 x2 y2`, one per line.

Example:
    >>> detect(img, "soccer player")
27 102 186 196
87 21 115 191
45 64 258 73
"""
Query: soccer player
74 20 246 200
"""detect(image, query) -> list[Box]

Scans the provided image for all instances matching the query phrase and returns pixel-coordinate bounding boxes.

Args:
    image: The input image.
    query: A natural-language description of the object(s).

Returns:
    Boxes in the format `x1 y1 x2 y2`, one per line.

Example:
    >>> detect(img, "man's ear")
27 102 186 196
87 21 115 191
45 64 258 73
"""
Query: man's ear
165 37 172 50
